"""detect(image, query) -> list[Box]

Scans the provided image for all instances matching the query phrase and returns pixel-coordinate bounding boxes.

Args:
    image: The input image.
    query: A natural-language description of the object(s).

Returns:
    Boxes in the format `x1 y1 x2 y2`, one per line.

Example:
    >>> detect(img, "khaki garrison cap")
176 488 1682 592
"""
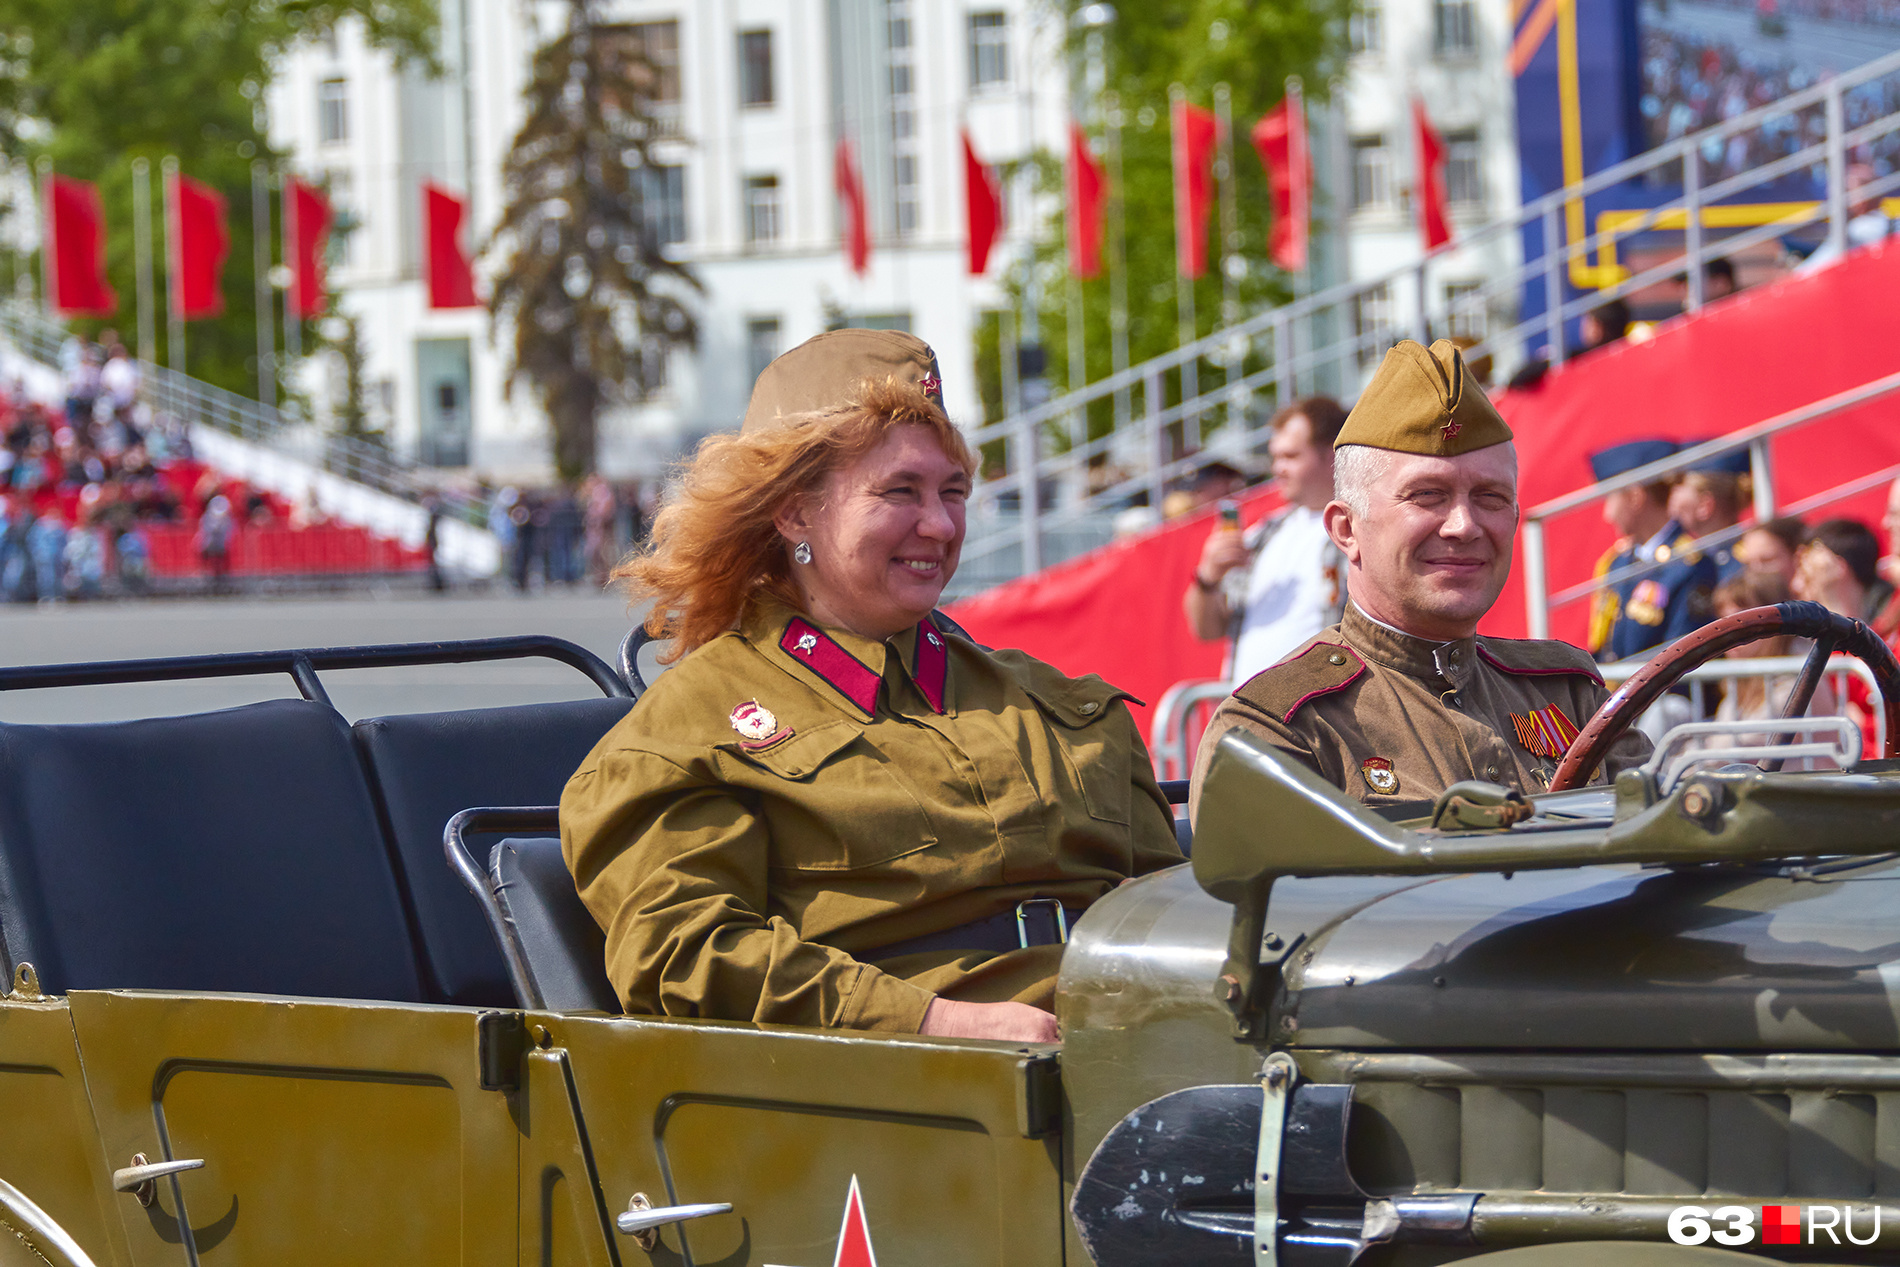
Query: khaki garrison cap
1335 339 1513 455
741 328 945 434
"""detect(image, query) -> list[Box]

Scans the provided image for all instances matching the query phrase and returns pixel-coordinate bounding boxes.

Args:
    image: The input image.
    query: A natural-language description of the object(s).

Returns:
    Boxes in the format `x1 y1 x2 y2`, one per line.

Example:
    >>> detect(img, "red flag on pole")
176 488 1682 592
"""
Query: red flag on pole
834 139 871 277
962 130 1002 276
286 178 332 319
45 175 117 316
1066 122 1105 280
1413 98 1453 251
167 172 229 319
425 183 480 309
1171 100 1218 279
1250 89 1312 273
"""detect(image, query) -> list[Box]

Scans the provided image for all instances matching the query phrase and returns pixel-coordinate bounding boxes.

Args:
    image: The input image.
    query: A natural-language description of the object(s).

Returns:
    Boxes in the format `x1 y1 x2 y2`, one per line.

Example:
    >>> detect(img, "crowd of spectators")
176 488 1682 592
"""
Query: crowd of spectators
486 476 652 593
1640 24 1900 181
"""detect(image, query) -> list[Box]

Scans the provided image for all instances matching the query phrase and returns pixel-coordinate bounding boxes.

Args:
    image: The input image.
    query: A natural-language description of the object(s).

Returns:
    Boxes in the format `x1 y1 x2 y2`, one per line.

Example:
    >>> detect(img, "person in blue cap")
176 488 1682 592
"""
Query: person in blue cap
1668 447 1752 585
1585 439 1720 663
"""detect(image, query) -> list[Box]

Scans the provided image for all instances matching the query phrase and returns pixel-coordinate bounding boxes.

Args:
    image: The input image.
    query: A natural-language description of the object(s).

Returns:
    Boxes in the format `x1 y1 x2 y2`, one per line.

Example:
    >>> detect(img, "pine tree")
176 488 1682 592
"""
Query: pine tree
488 0 699 483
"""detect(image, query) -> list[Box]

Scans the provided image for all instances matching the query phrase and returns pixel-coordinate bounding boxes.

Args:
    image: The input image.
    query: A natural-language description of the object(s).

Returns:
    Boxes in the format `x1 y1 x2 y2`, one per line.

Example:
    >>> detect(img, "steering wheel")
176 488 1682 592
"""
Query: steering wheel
1549 600 1900 792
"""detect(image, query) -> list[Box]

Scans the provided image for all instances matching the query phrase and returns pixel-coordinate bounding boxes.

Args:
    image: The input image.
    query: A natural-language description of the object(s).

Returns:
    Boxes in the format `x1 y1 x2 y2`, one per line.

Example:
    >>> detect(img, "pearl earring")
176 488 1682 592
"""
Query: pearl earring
793 541 813 565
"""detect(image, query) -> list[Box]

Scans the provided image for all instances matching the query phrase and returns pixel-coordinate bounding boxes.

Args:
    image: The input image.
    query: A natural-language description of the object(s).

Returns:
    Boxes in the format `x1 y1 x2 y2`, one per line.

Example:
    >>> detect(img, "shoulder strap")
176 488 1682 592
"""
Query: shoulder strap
1474 637 1605 686
1232 640 1365 722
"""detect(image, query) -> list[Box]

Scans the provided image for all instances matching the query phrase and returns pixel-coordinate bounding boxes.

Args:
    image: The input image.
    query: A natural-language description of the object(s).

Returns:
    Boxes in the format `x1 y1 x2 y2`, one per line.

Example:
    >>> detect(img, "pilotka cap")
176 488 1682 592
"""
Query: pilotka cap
741 328 945 434
1335 339 1513 455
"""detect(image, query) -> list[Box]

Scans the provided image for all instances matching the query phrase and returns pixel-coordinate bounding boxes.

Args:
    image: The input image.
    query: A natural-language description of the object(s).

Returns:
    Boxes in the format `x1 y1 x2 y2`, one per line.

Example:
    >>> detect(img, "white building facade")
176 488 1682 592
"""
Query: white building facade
268 0 1071 484
1326 0 1523 364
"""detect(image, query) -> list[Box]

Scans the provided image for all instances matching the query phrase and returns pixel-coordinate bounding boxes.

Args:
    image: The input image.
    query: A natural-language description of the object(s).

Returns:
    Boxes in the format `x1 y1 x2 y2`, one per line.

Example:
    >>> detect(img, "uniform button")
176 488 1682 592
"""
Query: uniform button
1327 652 1347 666
1079 701 1099 714
1486 764 1500 779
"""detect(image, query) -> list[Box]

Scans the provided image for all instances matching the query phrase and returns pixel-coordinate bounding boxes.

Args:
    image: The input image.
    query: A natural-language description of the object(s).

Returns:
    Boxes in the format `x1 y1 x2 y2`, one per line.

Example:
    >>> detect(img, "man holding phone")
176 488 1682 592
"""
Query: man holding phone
1184 397 1350 682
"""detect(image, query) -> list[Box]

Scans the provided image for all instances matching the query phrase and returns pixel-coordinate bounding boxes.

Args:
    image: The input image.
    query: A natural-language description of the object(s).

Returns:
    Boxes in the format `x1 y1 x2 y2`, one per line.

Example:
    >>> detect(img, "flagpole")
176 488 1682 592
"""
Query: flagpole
282 176 302 364
1170 84 1198 414
161 156 184 376
35 157 52 319
131 158 156 366
251 161 274 406
1106 91 1130 433
1214 82 1239 422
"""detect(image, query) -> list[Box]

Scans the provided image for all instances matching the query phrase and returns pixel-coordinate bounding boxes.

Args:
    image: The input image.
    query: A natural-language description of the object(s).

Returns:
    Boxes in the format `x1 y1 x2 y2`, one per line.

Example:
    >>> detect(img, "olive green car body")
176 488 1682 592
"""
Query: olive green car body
8 718 1900 1266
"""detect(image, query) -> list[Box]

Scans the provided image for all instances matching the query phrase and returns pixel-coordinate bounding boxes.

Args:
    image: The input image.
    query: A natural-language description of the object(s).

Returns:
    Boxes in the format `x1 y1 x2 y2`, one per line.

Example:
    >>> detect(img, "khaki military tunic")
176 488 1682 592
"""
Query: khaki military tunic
1191 605 1652 815
562 604 1183 1034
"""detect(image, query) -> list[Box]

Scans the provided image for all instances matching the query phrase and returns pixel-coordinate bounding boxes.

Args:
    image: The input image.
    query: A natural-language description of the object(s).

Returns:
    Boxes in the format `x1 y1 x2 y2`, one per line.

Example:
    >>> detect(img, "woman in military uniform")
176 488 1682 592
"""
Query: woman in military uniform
561 330 1183 1044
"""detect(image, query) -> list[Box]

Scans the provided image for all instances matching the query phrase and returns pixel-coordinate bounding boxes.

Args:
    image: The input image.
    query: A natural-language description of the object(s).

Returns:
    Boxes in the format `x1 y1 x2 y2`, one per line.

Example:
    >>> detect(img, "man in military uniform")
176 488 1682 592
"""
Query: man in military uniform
1585 440 1719 662
1190 339 1652 811
1668 448 1752 586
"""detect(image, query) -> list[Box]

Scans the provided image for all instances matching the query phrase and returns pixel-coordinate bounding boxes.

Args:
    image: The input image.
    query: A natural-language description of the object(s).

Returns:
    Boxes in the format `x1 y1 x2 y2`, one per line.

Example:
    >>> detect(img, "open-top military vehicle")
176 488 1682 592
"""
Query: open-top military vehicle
3 600 1900 1267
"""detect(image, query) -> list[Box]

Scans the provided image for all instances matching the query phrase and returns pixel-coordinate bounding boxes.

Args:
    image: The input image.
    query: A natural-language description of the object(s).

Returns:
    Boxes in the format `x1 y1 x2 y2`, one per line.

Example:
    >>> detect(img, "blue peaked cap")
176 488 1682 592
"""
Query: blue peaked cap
1682 446 1751 476
1589 439 1679 482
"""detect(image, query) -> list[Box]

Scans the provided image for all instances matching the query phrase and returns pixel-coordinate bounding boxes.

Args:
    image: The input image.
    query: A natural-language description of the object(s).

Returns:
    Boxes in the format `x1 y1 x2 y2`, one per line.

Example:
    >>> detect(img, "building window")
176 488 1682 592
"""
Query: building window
738 29 773 107
323 171 355 266
1444 281 1485 339
318 79 349 145
887 0 919 236
747 317 782 383
1446 129 1483 207
641 164 686 246
1349 3 1383 54
1351 136 1391 211
630 20 681 104
1353 284 1394 365
744 174 781 244
969 11 1009 89
1434 0 1477 55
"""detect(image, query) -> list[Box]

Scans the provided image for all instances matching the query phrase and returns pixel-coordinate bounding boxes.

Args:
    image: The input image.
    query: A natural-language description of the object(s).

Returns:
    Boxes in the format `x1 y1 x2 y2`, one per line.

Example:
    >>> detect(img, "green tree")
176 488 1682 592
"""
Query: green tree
5 0 436 394
488 0 699 483
981 0 1350 436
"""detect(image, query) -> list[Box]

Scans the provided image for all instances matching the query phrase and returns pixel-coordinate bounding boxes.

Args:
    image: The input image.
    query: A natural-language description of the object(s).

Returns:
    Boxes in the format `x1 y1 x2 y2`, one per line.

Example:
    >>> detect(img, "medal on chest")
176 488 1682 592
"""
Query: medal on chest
1360 757 1400 796
729 700 793 751
1511 703 1581 759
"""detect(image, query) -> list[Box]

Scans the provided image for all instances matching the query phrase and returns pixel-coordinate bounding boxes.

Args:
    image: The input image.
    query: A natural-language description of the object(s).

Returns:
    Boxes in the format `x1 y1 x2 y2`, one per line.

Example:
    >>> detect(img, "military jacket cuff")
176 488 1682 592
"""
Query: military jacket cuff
836 963 936 1033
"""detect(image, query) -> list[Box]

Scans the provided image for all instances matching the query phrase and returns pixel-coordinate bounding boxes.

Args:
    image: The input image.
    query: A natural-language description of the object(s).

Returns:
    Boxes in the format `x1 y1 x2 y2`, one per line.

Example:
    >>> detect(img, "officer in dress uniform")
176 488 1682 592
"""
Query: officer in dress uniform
1668 447 1752 586
562 330 1183 1043
1585 440 1720 663
1189 339 1652 811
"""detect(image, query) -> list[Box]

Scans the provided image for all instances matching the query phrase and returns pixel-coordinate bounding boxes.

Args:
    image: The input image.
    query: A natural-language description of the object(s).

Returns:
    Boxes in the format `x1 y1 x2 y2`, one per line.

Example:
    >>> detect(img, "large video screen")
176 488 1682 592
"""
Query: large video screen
1640 0 1900 169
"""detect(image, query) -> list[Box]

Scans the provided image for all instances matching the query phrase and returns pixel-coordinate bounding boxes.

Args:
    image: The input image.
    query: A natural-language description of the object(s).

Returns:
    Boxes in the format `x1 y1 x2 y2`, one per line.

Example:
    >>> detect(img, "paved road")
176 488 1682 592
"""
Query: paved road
0 591 650 723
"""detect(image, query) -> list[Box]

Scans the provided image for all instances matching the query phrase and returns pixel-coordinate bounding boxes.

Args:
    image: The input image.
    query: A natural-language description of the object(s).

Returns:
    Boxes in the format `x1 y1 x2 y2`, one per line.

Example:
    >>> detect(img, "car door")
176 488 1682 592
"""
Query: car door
68 991 518 1267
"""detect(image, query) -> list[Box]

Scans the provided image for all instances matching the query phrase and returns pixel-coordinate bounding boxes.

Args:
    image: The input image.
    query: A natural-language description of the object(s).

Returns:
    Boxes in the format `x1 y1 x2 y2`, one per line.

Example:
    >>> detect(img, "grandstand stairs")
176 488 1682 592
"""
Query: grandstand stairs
0 302 499 582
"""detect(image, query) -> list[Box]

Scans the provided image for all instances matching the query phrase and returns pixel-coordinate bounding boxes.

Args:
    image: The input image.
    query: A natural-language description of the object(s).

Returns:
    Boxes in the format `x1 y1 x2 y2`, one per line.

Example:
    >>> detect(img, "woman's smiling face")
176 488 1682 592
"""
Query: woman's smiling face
776 423 970 640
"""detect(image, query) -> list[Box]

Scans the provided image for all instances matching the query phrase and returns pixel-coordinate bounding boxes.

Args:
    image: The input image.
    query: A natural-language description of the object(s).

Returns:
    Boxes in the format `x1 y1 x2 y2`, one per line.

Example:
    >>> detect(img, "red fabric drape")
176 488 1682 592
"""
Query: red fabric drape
46 175 116 316
963 130 1002 277
424 184 480 309
1171 100 1218 279
286 178 332 319
948 243 1900 722
1067 121 1106 280
834 139 871 277
168 172 229 319
1251 92 1311 273
1413 99 1452 252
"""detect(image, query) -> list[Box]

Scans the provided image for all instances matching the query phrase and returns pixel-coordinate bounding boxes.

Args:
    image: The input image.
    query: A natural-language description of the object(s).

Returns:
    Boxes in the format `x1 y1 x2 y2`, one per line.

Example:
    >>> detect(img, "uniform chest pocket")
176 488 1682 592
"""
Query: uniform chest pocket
715 721 938 872
1023 679 1135 825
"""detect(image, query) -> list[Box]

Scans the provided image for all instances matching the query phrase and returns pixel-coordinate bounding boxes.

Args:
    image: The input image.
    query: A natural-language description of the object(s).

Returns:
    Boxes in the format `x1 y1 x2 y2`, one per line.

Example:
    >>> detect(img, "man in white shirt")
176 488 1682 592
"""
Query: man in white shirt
1184 398 1349 682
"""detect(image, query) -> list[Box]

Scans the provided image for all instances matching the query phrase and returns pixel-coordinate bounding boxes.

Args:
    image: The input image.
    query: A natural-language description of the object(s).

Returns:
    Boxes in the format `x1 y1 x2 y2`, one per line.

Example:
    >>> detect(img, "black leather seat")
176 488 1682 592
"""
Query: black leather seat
0 700 424 1000
488 837 619 1012
352 697 632 1006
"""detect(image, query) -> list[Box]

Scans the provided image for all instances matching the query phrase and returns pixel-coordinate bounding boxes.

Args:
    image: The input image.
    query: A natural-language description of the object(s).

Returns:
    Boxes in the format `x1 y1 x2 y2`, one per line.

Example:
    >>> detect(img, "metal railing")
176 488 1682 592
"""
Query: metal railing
1151 656 1887 783
967 45 1900 587
0 300 488 526
1520 370 1900 638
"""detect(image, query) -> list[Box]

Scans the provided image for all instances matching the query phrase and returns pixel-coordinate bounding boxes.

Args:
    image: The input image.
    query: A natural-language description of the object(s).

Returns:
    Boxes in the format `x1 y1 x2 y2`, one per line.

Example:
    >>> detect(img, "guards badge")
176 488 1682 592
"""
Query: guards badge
1512 703 1581 759
1360 757 1399 795
729 700 792 751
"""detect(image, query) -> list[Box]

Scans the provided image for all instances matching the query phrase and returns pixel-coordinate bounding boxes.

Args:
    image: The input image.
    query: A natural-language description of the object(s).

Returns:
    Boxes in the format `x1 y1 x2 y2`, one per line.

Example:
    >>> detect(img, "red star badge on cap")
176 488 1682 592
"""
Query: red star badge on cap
1442 417 1462 440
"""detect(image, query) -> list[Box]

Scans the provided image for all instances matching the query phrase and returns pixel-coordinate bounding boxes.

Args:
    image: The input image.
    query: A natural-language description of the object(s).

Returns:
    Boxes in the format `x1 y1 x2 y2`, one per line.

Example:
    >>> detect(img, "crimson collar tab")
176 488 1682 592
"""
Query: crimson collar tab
779 616 949 716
